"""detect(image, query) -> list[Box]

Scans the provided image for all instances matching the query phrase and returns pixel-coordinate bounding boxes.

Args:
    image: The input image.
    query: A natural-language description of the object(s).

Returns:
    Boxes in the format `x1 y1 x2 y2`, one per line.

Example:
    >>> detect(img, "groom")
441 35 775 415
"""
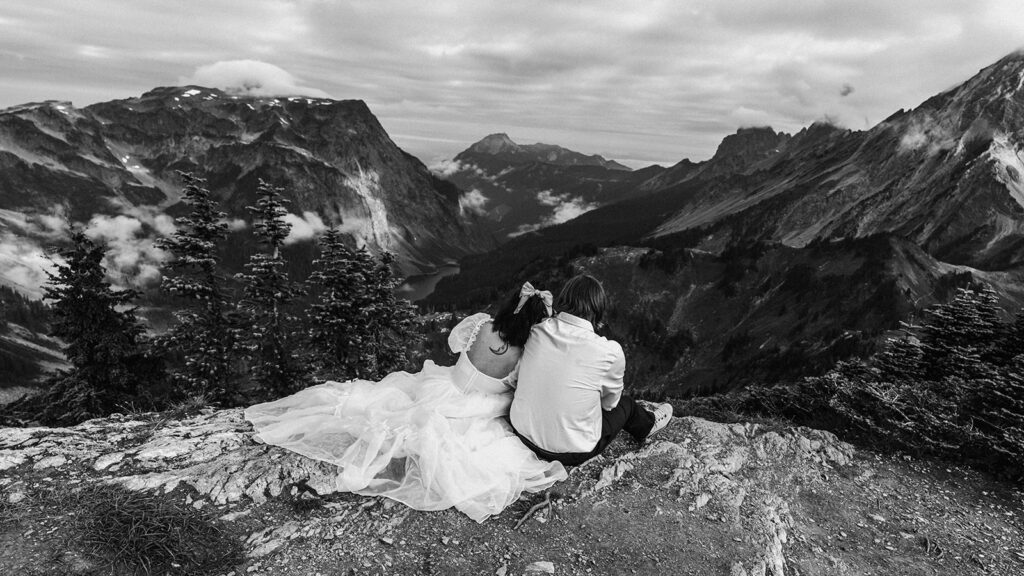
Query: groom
510 274 673 466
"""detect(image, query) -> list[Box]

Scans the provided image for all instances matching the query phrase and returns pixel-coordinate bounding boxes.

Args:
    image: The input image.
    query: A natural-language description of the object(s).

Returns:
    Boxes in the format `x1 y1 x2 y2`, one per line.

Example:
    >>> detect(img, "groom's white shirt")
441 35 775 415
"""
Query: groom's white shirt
510 312 625 453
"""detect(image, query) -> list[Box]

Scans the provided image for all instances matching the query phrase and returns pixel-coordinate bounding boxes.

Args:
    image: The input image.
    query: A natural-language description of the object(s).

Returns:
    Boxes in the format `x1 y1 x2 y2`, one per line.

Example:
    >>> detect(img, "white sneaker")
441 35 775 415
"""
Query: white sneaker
639 401 673 439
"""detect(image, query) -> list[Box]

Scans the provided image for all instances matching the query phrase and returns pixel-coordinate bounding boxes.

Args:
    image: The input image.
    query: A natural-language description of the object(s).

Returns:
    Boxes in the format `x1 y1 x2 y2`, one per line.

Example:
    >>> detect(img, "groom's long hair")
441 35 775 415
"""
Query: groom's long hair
492 286 551 348
555 274 607 327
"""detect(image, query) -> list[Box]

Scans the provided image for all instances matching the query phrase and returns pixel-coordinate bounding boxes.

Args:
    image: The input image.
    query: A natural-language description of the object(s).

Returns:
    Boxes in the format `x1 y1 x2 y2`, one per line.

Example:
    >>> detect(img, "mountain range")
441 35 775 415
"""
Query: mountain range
4 51 1024 397
427 51 1024 396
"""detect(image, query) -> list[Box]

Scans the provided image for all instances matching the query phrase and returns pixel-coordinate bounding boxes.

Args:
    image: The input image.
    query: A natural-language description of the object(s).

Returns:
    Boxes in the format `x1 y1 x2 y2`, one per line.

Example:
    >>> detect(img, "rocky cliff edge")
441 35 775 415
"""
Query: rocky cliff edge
1 409 1021 575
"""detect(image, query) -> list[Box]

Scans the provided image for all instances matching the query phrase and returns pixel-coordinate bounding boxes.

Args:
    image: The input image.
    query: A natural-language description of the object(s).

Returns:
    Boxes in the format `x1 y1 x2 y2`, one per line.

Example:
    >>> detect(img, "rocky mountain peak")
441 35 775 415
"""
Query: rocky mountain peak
456 133 630 171
467 132 522 155
913 50 1024 133
712 126 791 162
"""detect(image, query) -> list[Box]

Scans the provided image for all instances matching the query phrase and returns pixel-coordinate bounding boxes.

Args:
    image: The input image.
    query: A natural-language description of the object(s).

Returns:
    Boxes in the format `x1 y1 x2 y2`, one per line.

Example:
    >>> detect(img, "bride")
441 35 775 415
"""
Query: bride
244 283 568 522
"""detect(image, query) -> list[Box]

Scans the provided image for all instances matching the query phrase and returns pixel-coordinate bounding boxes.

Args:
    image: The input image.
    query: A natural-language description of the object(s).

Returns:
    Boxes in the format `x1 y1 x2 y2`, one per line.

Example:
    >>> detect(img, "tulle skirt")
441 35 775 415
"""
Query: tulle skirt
244 361 567 522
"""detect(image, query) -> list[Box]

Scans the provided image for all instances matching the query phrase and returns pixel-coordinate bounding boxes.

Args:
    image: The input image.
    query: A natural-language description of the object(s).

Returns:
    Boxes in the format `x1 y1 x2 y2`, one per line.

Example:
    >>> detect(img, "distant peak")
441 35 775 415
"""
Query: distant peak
735 126 777 134
467 133 521 155
712 126 789 160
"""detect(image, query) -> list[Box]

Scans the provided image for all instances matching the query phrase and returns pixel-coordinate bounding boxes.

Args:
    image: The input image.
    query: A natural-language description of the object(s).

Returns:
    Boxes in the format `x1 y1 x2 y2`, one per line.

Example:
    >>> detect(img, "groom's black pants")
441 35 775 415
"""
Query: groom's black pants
512 395 656 467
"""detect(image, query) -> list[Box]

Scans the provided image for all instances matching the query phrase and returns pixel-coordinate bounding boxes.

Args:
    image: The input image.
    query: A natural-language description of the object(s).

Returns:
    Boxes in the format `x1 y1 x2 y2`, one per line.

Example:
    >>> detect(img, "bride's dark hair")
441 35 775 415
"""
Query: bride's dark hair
491 285 550 348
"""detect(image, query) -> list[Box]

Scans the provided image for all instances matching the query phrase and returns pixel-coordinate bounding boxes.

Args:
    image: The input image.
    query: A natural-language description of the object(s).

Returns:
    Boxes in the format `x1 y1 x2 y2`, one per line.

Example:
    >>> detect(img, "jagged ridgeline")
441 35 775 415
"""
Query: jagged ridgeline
427 51 1024 397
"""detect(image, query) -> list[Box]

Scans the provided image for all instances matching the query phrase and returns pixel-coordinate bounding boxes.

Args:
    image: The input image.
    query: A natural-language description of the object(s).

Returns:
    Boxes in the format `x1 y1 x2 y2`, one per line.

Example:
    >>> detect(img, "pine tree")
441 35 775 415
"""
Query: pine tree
873 326 925 381
919 287 1002 380
155 172 237 403
306 230 421 381
235 180 309 398
24 230 160 424
364 250 422 373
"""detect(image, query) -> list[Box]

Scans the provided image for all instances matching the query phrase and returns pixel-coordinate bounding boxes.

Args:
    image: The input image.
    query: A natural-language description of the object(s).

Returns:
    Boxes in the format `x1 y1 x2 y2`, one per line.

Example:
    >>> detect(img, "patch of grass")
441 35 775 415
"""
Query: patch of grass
163 395 210 420
63 483 242 576
131 395 211 442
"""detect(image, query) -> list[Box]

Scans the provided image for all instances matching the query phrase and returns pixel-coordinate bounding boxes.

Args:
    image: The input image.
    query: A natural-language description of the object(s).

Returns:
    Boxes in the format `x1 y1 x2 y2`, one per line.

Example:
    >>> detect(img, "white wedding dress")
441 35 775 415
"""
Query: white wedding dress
244 312 567 522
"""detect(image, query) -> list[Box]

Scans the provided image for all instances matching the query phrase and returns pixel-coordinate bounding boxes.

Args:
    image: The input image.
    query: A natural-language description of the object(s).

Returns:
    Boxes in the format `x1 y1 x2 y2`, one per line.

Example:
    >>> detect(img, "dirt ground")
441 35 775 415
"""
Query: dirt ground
2 417 1022 576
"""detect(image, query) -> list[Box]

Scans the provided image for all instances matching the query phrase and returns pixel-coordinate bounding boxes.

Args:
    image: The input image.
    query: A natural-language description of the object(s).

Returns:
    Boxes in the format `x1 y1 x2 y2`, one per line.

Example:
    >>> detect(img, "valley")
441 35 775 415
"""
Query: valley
426 51 1024 397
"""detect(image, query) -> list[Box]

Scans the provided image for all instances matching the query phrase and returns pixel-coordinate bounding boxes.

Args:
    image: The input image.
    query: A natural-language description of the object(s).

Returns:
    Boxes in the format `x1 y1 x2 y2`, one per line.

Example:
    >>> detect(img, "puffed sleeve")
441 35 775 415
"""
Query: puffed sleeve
447 312 492 353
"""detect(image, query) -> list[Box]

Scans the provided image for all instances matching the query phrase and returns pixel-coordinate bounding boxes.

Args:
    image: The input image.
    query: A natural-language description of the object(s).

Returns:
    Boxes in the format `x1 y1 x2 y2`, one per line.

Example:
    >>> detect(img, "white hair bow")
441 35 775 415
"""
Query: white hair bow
514 282 553 316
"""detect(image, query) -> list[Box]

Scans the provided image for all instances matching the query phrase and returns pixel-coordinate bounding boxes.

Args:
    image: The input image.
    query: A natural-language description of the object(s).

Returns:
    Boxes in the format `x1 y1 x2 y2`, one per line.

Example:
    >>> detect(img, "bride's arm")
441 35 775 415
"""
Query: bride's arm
502 359 521 390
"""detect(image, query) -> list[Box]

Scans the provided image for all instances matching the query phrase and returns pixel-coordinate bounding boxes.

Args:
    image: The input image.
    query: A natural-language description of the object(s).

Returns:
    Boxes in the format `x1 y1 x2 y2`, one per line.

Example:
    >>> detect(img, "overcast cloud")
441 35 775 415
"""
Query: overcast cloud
1 1 1023 167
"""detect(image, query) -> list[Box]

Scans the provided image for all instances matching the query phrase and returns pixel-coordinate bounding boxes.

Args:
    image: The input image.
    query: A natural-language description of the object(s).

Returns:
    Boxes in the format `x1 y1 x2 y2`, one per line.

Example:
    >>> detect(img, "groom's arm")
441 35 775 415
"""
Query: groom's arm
600 344 626 411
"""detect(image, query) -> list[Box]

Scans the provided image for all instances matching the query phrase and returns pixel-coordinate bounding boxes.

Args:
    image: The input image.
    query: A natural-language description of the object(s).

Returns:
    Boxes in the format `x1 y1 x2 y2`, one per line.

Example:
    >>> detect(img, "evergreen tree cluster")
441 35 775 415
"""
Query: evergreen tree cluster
306 230 420 381
2 173 420 426
755 287 1024 478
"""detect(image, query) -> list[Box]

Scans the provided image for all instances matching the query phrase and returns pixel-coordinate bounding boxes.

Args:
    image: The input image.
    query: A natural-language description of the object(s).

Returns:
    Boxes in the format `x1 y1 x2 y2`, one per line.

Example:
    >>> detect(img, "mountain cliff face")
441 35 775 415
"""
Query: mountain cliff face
438 134 660 239
0 87 493 276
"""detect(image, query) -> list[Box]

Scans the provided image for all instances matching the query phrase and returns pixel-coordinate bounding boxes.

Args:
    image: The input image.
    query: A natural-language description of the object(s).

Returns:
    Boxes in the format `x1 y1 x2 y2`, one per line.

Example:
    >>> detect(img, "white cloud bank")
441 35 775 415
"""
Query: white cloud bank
0 232 61 299
0 209 68 298
511 190 600 237
84 213 174 288
458 189 489 216
283 211 327 244
180 60 331 98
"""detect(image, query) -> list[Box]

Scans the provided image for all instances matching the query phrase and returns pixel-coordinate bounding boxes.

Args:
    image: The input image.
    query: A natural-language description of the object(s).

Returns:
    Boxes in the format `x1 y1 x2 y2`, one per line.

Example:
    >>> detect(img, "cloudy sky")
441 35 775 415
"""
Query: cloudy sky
2 1 1023 168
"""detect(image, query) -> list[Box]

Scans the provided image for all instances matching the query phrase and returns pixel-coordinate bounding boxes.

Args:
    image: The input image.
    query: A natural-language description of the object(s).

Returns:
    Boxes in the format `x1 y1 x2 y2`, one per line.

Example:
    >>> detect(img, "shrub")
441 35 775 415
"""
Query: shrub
751 287 1024 479
69 484 242 575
